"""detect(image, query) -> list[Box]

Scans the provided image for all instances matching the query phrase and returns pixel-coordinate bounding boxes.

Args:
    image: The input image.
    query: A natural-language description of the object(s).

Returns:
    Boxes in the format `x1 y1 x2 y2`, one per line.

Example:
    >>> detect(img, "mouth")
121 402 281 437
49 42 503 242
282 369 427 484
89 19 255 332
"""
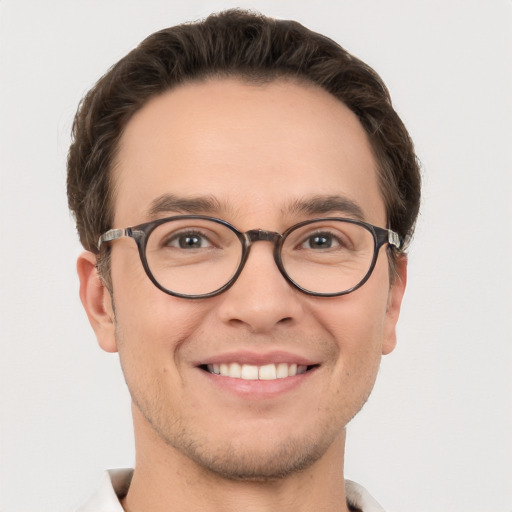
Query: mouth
200 362 317 381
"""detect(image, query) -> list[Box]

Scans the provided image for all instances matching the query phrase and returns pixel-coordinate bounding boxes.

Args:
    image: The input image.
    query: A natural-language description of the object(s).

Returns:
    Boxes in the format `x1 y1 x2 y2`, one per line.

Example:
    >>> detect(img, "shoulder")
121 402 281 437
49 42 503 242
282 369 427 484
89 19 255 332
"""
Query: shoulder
345 479 387 512
73 469 133 512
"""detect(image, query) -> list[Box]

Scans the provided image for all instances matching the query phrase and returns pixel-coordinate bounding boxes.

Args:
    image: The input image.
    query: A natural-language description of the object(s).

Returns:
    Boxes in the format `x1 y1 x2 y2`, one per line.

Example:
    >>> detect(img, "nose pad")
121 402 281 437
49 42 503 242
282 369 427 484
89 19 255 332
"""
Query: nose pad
216 239 303 333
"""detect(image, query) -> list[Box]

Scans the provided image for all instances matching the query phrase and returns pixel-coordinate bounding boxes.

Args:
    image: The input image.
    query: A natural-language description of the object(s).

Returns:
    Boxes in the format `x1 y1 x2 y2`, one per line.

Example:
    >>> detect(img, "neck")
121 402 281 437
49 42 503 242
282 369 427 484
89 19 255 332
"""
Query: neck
122 407 351 512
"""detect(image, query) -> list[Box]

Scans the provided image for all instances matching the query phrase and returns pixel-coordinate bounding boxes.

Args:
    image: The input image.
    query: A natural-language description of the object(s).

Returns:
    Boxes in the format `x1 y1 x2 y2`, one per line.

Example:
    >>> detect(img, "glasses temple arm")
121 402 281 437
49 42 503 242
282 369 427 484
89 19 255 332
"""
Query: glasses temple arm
387 229 402 250
97 228 130 250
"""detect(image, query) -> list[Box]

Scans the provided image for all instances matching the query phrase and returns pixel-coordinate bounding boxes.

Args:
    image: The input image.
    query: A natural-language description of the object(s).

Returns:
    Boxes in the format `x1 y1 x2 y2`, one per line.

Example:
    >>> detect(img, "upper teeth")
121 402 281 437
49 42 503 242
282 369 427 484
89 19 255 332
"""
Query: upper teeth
206 363 308 380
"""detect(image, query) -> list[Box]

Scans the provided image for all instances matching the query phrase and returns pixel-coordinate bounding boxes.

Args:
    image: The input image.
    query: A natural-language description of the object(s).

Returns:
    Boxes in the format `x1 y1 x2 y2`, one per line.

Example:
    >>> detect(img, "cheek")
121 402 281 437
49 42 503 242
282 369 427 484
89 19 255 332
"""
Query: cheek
114 294 207 356
314 296 388 349
309 268 391 364
110 250 210 366
112 291 211 419
304 292 388 426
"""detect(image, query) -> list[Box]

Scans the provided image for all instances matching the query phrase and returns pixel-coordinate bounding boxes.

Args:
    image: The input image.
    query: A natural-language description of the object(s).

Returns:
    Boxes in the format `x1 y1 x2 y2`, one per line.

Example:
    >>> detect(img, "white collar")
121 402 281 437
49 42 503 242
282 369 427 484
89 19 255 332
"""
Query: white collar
76 469 386 512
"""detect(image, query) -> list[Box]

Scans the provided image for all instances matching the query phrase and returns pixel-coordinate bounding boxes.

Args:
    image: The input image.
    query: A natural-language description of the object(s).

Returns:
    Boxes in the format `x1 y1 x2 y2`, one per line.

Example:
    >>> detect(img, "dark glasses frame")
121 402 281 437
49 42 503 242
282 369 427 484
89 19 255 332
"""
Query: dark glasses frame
98 215 402 299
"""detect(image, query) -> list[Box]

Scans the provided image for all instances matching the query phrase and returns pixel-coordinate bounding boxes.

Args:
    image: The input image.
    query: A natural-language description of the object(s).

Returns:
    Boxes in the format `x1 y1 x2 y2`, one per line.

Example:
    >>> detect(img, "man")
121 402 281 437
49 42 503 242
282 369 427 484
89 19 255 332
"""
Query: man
67 9 420 512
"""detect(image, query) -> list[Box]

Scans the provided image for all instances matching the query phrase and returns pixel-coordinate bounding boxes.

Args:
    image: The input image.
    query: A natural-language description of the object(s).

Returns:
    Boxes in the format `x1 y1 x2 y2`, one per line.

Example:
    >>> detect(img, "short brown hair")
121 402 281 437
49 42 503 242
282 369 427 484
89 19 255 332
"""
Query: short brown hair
67 9 420 263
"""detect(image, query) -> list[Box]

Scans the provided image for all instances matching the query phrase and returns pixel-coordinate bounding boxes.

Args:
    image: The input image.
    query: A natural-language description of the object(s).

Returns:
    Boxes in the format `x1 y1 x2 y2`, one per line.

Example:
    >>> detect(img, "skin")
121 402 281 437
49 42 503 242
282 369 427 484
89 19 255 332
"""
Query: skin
78 78 407 512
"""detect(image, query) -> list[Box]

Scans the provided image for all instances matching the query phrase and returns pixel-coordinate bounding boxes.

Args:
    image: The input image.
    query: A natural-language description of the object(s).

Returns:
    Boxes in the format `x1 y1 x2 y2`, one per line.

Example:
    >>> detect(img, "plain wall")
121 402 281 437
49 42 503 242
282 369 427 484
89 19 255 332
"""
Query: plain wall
0 1 510 511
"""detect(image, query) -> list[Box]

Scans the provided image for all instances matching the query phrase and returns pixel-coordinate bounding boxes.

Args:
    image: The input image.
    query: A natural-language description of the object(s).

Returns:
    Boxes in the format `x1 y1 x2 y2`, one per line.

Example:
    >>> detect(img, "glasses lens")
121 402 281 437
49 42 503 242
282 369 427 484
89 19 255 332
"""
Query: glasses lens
145 218 242 296
281 220 375 295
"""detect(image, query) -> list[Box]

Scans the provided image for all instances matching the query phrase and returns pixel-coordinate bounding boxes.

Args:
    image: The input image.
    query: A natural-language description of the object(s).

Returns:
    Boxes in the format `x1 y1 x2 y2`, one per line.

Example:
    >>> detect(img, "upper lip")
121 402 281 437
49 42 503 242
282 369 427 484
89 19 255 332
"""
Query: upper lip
196 350 319 367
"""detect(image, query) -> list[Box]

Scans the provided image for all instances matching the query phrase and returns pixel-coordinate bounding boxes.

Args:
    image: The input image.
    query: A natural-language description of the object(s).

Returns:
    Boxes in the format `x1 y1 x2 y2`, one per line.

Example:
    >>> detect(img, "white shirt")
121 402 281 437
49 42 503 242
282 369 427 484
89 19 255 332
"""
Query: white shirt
74 468 386 512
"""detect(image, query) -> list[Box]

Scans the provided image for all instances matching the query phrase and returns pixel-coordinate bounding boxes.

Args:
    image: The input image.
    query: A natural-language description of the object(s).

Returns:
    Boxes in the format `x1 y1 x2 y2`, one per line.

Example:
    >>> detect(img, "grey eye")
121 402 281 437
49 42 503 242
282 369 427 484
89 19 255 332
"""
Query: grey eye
302 232 341 250
166 231 212 249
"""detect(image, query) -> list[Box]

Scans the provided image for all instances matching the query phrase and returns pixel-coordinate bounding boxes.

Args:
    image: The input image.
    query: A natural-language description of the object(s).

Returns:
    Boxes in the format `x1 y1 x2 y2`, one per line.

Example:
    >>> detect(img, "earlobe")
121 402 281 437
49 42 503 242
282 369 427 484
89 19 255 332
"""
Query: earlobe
382 255 408 355
77 251 118 353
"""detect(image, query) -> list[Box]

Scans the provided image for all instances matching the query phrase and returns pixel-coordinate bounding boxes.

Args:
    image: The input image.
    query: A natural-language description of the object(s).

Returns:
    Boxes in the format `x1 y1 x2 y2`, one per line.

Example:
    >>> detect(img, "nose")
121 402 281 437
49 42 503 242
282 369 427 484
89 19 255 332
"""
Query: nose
216 240 304 333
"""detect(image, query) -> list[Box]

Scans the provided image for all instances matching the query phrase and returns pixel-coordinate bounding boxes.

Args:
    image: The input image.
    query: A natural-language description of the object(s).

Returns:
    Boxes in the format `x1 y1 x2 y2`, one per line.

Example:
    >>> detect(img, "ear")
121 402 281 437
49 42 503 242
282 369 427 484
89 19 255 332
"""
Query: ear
382 254 408 355
77 251 118 353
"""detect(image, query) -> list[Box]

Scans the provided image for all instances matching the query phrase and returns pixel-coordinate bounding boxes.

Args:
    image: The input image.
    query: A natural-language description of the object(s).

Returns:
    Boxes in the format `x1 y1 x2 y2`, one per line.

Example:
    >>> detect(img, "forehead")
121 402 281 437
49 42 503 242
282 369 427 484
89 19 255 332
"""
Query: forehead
113 77 385 227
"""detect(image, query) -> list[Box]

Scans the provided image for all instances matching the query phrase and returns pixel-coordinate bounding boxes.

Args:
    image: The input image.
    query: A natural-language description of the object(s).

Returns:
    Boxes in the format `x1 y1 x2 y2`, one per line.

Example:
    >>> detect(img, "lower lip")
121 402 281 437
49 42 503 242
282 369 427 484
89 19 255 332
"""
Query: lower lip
199 367 317 400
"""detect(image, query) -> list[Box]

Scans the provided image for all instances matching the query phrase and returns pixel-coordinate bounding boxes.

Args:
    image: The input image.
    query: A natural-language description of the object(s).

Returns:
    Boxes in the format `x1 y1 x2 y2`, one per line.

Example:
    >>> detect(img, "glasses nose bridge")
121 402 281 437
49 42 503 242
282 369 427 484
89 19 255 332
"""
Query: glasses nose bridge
243 228 283 265
239 229 285 283
245 229 282 245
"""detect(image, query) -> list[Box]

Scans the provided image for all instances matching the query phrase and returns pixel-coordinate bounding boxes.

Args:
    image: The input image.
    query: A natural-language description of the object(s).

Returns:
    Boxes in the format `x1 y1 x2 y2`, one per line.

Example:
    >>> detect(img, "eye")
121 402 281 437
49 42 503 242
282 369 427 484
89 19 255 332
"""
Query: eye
301 232 342 250
167 230 212 249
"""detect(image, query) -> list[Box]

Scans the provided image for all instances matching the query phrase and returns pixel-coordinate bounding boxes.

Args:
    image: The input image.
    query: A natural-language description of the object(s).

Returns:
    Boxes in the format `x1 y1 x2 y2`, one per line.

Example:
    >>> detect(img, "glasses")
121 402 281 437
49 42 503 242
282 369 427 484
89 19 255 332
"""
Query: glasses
98 216 402 299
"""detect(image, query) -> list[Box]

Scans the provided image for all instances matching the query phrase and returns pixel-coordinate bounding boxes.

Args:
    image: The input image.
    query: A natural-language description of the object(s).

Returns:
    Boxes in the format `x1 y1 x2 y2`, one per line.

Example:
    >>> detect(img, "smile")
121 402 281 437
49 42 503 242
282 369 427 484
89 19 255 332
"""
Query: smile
204 362 312 380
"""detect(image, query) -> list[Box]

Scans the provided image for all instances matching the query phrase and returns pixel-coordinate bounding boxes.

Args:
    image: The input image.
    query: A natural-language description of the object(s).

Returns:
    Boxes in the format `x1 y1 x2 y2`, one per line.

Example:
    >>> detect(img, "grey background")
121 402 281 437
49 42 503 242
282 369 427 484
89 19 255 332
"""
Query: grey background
1 1 511 511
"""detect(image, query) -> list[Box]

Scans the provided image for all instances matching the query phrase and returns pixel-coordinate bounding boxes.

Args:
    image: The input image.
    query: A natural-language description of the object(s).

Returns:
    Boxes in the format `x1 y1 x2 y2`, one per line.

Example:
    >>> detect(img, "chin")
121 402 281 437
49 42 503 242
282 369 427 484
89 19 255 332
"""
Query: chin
174 434 330 481
147 410 346 482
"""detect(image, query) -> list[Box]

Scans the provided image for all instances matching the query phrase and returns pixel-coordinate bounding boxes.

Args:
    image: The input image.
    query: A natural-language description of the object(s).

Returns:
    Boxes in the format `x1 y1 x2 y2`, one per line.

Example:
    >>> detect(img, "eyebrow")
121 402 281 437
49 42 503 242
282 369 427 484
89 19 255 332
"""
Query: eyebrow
145 194 228 217
285 195 366 221
145 193 366 221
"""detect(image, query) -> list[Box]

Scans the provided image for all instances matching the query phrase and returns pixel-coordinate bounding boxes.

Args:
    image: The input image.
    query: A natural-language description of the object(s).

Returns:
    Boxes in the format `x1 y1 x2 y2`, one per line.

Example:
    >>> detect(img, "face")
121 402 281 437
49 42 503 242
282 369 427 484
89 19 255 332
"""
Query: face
79 78 406 480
